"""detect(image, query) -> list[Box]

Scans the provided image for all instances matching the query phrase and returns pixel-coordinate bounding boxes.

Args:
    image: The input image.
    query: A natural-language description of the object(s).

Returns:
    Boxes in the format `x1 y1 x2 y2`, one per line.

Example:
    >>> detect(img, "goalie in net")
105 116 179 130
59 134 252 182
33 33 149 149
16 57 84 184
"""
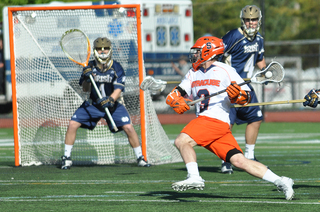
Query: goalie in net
61 37 150 169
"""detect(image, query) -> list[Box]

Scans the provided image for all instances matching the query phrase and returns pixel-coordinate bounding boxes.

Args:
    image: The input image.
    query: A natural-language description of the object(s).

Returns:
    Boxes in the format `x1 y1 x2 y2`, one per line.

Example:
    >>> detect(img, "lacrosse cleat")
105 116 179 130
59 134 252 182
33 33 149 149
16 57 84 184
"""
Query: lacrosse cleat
172 174 205 191
137 156 151 167
61 155 72 170
274 176 294 200
221 162 233 174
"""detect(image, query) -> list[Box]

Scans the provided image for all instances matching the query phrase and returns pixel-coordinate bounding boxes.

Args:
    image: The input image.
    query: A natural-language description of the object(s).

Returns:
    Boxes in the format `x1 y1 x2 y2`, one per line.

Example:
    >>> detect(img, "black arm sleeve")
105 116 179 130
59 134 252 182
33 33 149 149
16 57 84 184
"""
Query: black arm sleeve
176 86 187 97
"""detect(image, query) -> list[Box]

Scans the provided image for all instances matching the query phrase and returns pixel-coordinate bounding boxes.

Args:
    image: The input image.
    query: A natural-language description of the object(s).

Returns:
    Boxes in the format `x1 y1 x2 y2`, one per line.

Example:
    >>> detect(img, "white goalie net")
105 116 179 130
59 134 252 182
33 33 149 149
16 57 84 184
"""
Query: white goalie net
9 5 182 166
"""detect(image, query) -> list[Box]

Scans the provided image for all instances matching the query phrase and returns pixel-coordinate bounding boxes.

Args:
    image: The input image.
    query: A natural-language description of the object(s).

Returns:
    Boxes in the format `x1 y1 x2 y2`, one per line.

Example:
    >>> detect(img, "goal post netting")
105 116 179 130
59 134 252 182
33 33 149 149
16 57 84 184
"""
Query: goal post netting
7 4 182 166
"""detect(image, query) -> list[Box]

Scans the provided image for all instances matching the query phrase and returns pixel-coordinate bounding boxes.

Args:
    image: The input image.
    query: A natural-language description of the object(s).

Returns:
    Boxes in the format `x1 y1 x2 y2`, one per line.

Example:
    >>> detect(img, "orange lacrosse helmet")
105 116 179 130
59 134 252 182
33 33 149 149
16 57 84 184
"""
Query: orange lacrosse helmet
189 36 224 70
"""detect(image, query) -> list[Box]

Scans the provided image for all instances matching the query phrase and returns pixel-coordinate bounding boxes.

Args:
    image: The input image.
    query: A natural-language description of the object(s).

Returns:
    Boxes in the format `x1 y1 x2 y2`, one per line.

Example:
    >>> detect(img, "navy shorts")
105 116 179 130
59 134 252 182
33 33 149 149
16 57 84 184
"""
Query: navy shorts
229 89 263 125
71 101 131 132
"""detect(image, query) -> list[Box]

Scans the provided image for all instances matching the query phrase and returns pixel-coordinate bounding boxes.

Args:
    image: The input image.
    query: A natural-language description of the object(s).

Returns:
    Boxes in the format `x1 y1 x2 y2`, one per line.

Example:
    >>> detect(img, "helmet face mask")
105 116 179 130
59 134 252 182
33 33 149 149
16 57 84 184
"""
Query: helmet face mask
189 48 200 64
189 36 224 70
93 37 113 66
240 5 262 38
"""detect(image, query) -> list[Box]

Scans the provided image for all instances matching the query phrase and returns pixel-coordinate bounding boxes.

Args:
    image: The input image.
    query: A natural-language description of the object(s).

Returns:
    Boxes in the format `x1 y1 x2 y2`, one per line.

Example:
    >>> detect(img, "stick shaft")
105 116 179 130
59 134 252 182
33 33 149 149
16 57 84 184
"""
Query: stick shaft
231 99 305 108
188 80 251 105
89 75 118 131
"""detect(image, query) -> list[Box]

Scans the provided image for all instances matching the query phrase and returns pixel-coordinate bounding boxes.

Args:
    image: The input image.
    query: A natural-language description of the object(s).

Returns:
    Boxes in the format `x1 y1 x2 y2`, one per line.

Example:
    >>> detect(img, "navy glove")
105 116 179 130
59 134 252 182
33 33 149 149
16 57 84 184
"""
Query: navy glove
82 66 93 82
97 97 115 109
303 89 319 108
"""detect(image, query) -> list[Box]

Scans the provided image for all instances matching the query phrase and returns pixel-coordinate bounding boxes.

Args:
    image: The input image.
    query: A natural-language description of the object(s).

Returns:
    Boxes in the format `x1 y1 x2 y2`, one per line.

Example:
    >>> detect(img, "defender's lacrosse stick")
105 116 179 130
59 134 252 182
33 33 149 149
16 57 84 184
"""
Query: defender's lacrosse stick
140 76 181 92
232 99 305 108
234 89 319 107
60 29 118 131
188 61 285 106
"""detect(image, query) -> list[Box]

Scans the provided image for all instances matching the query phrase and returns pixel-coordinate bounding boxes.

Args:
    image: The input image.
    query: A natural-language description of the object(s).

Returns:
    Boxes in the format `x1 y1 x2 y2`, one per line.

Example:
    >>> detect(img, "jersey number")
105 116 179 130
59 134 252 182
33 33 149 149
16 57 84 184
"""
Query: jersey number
197 89 210 112
99 83 107 97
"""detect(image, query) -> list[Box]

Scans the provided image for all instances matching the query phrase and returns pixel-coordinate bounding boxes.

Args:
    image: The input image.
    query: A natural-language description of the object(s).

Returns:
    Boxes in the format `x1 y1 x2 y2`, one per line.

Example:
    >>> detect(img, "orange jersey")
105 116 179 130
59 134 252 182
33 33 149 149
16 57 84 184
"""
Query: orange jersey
179 61 250 125
181 116 243 161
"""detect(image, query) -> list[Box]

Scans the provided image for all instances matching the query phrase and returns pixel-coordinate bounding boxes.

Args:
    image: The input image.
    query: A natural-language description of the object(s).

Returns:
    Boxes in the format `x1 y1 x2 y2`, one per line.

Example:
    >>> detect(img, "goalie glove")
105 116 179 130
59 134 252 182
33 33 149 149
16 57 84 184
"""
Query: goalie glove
226 81 251 105
81 66 93 83
303 89 320 108
166 87 191 114
97 96 115 109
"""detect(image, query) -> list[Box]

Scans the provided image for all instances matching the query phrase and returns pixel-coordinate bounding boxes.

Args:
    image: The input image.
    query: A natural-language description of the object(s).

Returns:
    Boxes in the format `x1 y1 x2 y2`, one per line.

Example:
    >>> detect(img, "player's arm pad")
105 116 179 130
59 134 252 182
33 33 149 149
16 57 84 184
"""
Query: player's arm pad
166 86 191 114
176 86 187 97
227 81 251 105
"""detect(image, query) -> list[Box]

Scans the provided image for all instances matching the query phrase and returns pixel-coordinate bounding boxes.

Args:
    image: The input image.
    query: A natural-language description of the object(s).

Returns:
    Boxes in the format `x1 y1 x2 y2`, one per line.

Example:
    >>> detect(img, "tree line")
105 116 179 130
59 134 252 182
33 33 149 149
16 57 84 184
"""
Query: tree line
1 0 320 68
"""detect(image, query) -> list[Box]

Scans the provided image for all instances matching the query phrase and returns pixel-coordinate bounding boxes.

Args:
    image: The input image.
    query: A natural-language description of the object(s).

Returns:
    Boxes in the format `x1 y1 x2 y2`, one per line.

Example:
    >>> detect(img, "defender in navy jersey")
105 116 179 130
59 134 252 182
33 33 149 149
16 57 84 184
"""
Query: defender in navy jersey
219 5 266 174
61 37 150 169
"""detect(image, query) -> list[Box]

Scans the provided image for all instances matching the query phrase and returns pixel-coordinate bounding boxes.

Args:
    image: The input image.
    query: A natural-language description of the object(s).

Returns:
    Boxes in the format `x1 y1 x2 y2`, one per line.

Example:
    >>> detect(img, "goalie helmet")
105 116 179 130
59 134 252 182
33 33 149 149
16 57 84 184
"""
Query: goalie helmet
93 37 113 66
189 36 224 70
240 5 262 38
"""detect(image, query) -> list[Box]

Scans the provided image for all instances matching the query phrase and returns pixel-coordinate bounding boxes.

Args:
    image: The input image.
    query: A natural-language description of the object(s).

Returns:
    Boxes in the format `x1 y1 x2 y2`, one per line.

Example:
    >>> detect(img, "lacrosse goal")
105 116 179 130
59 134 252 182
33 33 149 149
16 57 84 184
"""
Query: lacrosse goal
7 4 182 166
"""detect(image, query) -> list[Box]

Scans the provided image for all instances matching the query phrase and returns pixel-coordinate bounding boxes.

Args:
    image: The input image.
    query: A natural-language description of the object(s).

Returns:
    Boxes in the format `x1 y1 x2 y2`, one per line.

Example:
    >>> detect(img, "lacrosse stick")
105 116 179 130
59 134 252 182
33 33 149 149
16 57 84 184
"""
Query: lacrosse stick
60 29 118 131
232 99 305 108
140 76 169 92
140 76 181 92
188 61 285 106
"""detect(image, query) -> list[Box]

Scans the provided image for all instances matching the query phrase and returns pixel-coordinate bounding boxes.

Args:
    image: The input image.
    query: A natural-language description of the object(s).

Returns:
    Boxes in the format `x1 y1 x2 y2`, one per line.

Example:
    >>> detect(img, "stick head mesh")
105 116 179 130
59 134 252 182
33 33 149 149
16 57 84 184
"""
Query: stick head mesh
252 61 285 84
140 76 167 92
60 29 90 65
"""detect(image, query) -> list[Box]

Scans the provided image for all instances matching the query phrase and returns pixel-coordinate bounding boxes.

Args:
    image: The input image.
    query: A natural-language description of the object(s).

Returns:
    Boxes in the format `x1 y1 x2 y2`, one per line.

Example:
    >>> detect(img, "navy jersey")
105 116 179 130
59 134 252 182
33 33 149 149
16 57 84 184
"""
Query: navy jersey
221 28 264 79
80 60 125 105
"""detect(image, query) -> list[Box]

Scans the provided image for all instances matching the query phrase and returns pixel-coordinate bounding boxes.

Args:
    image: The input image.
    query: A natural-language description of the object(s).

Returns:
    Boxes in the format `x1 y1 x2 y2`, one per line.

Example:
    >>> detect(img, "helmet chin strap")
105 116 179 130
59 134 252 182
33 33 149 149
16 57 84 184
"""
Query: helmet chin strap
241 27 255 41
96 59 113 72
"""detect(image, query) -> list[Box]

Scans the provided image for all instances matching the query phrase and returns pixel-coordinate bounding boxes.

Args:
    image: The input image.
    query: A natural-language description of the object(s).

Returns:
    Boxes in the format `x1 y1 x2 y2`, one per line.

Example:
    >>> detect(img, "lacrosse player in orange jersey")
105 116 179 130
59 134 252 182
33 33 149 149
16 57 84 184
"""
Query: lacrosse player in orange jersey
166 36 294 200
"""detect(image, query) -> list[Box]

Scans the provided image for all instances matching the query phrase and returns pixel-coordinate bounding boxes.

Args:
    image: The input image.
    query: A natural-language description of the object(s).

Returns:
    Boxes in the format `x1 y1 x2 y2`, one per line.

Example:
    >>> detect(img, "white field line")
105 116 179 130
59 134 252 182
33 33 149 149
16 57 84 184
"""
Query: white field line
168 133 320 144
0 178 319 184
1 181 319 204
234 133 320 144
0 139 14 146
2 132 320 146
0 196 319 205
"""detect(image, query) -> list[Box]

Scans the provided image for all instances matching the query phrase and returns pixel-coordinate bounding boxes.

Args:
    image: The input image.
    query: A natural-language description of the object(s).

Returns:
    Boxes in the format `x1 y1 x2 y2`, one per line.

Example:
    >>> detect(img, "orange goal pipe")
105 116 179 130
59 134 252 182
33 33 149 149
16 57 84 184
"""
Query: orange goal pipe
7 4 146 164
136 5 148 160
8 8 20 166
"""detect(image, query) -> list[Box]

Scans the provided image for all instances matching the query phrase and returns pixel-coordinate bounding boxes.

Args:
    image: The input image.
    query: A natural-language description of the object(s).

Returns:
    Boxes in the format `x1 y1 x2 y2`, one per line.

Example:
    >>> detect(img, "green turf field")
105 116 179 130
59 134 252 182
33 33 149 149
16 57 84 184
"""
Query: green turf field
0 123 320 211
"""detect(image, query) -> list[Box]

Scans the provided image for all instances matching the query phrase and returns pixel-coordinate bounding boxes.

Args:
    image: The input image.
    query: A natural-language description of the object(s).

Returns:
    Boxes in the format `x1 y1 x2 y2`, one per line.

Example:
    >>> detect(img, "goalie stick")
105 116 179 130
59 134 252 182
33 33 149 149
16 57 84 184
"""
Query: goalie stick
60 29 118 131
188 61 285 106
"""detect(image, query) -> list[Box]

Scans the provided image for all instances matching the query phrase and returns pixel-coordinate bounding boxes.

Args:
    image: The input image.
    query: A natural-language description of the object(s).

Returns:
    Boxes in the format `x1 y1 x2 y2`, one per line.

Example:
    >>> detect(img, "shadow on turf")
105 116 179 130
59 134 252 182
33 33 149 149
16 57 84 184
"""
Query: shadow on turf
139 191 230 202
139 191 290 201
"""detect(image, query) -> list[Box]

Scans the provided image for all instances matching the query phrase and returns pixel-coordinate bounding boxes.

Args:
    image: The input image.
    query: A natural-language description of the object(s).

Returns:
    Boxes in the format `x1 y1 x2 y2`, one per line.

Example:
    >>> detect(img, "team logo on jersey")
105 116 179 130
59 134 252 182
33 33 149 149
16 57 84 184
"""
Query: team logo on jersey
94 75 112 83
191 79 220 88
243 43 259 53
121 116 129 123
